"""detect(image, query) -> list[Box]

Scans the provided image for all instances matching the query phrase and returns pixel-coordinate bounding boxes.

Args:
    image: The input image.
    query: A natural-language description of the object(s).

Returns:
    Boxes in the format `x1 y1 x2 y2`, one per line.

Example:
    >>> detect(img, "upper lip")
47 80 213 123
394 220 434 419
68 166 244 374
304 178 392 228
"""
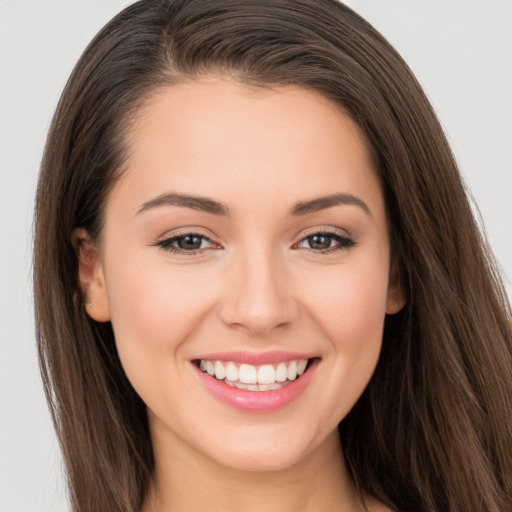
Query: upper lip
192 350 318 366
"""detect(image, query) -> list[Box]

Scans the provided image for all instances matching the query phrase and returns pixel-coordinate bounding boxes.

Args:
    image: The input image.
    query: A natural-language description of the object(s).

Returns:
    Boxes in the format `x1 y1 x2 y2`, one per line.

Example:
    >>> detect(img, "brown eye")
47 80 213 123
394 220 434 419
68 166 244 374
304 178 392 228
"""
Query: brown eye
177 235 203 250
155 232 218 254
296 231 356 253
307 234 333 250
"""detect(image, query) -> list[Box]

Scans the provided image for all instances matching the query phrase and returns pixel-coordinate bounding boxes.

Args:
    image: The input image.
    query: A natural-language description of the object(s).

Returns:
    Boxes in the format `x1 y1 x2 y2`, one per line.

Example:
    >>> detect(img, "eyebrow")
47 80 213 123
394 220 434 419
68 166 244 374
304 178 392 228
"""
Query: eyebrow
136 192 371 218
137 193 230 216
291 193 372 217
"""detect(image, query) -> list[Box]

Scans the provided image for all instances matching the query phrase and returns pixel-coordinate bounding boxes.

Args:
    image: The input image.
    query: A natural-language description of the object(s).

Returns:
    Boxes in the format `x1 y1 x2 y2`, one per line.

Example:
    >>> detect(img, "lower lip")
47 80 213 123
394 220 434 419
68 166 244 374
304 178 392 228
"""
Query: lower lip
192 358 320 413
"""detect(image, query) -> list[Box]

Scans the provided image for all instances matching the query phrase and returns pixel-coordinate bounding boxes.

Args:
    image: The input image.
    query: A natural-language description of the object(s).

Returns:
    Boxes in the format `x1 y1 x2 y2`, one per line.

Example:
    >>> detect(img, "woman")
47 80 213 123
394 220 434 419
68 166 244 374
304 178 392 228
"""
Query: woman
33 1 512 511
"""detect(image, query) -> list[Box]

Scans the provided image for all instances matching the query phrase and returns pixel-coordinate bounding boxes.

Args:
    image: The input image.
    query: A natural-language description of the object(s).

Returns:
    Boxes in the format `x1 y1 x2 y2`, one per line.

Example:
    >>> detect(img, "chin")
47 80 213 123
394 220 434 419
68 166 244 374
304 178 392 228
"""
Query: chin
196 423 338 474
206 443 310 474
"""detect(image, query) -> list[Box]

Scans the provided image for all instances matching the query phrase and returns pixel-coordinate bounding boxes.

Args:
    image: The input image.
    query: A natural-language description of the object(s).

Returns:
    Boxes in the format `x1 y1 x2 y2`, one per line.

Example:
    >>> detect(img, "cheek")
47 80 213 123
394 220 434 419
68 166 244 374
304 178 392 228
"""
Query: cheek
103 257 225 419
302 261 389 417
305 261 389 346
104 253 219 372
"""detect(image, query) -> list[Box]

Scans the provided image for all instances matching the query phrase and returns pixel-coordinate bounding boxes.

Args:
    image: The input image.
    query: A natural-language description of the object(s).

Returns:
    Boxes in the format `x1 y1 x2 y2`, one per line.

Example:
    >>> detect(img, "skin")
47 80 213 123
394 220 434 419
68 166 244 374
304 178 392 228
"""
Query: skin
74 79 404 512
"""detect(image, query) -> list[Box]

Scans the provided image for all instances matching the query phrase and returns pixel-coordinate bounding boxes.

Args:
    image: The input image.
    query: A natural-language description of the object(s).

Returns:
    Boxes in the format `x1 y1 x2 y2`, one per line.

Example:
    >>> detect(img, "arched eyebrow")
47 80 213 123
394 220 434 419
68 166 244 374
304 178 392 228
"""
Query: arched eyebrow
136 192 371 218
291 193 372 218
137 193 230 216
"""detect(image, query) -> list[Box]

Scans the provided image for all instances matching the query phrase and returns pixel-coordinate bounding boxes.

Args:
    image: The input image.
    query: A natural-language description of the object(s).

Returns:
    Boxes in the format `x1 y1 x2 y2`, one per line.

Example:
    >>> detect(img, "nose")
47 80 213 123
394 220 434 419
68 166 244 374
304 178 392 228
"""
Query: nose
219 248 299 336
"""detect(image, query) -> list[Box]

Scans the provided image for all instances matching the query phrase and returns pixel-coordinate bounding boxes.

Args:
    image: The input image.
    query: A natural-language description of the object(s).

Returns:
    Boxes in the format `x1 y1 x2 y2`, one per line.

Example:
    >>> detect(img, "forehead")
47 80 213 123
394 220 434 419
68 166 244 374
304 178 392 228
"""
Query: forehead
110 79 384 223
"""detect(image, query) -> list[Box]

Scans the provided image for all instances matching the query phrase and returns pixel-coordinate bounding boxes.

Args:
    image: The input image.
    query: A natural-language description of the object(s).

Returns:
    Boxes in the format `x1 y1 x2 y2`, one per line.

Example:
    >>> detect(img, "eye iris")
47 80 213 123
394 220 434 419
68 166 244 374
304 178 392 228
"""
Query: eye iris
308 234 332 250
177 235 203 250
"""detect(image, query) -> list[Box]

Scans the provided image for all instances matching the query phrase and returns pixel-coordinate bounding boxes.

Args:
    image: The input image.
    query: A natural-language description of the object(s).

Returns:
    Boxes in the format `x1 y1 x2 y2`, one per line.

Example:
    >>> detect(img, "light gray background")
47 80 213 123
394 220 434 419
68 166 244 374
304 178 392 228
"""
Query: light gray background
1 1 510 511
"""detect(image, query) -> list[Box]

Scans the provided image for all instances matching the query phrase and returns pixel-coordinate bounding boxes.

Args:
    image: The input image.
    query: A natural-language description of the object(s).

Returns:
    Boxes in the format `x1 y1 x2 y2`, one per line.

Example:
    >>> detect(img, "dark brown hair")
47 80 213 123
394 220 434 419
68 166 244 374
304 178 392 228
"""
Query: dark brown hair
34 1 512 511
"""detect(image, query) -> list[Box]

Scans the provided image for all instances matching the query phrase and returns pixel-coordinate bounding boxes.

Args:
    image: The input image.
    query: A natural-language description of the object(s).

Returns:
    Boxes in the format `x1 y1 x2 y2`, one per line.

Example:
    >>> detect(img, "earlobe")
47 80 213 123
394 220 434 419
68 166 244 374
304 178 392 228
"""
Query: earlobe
386 260 407 315
71 228 111 322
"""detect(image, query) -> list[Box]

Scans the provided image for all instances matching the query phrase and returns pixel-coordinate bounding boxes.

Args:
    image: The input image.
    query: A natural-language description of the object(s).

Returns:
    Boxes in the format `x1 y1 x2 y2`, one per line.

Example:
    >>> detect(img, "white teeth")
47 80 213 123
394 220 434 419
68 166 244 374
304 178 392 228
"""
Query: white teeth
260 383 282 391
226 380 285 391
287 360 298 381
239 364 258 384
275 362 288 382
257 364 275 384
214 361 226 380
226 362 238 382
198 358 311 390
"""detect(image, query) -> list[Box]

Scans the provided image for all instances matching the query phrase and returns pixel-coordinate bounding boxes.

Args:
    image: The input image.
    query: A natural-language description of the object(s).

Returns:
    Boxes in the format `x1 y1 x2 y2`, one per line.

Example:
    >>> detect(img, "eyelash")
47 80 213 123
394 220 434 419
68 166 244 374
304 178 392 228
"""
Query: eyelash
154 230 356 256
294 231 356 254
153 232 217 256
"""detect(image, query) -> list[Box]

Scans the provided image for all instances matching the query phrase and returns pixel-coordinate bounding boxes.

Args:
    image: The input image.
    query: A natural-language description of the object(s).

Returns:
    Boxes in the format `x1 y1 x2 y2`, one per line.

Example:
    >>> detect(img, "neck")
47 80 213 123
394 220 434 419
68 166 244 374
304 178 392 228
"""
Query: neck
143 427 363 512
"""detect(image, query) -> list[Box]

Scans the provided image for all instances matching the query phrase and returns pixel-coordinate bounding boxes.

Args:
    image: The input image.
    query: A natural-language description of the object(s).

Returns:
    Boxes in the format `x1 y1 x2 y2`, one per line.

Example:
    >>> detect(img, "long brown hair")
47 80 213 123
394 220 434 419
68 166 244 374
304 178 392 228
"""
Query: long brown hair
33 1 512 511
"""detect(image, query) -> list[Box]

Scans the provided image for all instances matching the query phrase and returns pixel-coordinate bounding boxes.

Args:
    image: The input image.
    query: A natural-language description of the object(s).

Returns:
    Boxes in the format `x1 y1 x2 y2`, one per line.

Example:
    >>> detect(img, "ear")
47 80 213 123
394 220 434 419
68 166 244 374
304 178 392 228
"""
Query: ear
71 228 111 322
386 258 407 315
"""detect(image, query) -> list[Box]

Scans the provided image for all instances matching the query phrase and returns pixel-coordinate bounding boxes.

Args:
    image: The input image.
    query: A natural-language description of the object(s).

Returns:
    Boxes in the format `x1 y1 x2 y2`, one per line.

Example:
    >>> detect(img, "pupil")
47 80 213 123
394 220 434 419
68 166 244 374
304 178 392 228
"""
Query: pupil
178 235 202 250
309 234 331 250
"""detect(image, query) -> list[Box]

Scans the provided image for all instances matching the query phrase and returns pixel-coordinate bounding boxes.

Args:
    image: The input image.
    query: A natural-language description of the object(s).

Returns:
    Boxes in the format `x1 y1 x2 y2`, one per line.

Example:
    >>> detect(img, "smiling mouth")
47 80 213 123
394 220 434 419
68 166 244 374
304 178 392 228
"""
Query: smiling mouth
193 358 317 392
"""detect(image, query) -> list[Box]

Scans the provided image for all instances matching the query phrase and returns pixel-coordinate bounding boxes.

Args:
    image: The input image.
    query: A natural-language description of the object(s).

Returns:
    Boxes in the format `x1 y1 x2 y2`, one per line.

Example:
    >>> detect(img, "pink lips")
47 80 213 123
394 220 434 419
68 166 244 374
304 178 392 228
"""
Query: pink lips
192 352 320 413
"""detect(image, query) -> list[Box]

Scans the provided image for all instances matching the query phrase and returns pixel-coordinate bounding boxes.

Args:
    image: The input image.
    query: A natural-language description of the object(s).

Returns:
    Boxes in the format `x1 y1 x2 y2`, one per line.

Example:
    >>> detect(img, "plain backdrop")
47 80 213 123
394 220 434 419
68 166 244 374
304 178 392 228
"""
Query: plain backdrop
0 1 511 511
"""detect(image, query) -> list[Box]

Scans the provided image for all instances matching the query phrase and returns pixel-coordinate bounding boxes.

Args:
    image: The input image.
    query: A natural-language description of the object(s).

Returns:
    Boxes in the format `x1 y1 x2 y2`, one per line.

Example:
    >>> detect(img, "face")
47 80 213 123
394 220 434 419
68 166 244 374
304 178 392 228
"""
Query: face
77 79 404 474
